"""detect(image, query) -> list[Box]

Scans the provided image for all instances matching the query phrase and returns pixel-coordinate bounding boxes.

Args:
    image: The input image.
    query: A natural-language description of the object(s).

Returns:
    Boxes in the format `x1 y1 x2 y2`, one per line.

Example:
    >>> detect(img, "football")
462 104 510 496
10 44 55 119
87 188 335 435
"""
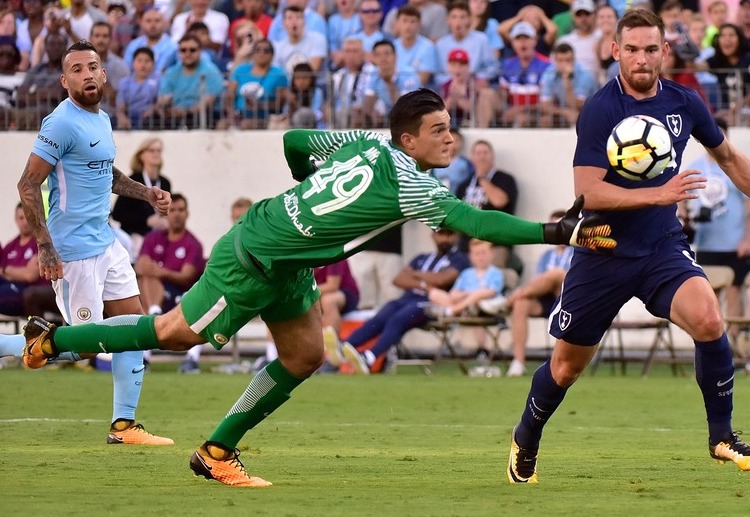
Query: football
606 115 674 181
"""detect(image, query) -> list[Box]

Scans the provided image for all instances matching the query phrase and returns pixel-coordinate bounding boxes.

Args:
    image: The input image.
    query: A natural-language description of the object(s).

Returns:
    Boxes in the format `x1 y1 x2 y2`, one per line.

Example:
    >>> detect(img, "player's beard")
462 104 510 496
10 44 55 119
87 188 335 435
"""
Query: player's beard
72 83 104 107
623 66 659 94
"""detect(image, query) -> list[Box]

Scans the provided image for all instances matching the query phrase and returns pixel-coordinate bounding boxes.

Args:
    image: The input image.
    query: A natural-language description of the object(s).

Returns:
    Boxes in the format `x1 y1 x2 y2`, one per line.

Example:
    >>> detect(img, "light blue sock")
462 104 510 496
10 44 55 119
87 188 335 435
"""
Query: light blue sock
111 351 145 423
0 334 25 357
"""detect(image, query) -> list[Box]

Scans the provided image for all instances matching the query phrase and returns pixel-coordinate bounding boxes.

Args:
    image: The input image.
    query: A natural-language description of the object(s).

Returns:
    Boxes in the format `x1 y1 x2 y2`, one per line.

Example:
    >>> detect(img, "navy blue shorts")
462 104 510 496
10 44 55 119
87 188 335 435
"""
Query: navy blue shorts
549 236 706 346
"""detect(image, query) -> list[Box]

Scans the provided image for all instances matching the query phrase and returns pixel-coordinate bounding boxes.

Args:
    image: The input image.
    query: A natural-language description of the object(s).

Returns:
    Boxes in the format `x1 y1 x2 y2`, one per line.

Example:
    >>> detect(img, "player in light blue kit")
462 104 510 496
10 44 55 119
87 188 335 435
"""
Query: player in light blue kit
507 9 750 483
15 40 174 445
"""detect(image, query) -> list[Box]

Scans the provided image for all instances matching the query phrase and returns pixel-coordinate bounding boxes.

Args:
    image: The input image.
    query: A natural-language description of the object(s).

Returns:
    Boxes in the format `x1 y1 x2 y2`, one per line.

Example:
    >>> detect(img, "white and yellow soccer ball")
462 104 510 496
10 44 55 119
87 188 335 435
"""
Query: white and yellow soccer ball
606 115 674 181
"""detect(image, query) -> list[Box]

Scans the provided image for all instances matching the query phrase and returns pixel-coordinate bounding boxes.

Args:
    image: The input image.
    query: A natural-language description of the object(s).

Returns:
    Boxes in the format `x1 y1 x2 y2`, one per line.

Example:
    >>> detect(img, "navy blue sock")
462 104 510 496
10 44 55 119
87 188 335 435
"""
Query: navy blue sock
515 360 568 450
694 334 734 444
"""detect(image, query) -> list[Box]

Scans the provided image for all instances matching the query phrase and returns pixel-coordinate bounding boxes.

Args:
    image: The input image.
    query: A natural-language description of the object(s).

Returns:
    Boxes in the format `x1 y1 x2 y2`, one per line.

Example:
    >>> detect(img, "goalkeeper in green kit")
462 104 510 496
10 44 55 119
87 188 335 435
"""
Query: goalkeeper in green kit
22 89 615 487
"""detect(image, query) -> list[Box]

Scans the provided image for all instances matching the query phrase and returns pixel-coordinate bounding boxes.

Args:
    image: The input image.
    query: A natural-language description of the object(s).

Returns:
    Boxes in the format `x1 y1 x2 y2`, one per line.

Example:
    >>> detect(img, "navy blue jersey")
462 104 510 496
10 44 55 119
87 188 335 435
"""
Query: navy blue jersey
574 77 725 257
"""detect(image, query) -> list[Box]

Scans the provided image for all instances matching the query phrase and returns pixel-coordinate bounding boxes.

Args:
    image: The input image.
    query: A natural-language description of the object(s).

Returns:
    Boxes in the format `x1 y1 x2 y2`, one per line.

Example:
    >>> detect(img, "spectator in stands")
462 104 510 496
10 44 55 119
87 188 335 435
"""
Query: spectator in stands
29 4 69 67
15 31 67 131
111 0 152 57
111 137 172 250
479 210 574 377
221 38 288 129
383 0 448 42
329 36 368 128
440 48 479 128
227 19 263 70
556 0 600 85
59 0 108 43
352 0 386 57
468 0 504 59
0 36 23 130
435 1 497 87
661 44 709 105
495 20 550 128
268 0 327 44
539 42 597 128
704 0 730 48
456 140 518 269
0 203 43 317
15 0 46 71
688 12 720 110
595 4 618 85
0 7 24 72
317 259 360 367
393 5 439 87
171 0 230 52
90 21 129 124
186 20 226 71
328 0 361 70
498 3 558 57
272 5 327 77
136 193 204 373
701 23 750 120
283 61 324 128
116 46 160 130
340 228 470 374
231 196 253 223
427 238 504 318
124 7 178 73
147 34 224 129
432 127 474 195
361 39 420 128
738 0 750 42
229 0 272 56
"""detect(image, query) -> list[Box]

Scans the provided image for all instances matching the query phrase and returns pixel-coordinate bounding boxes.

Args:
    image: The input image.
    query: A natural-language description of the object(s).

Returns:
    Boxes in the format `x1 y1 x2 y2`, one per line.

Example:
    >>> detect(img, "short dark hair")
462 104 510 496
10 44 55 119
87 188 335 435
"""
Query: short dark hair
553 42 574 55
389 88 446 144
171 193 187 208
179 34 201 47
616 8 664 42
90 21 112 37
284 5 304 16
447 1 470 15
62 40 99 67
187 20 209 33
372 39 395 53
397 5 421 20
133 46 155 62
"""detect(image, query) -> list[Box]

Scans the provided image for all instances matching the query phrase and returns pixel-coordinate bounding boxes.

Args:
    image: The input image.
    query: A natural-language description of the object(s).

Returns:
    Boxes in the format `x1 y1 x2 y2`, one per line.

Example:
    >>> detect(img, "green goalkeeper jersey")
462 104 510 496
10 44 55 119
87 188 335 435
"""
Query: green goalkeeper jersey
240 129 544 271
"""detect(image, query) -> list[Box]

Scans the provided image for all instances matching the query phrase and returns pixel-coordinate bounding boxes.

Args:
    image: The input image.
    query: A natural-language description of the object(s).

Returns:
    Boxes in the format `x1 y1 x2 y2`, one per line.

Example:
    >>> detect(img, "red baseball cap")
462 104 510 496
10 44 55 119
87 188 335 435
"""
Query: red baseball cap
448 48 469 64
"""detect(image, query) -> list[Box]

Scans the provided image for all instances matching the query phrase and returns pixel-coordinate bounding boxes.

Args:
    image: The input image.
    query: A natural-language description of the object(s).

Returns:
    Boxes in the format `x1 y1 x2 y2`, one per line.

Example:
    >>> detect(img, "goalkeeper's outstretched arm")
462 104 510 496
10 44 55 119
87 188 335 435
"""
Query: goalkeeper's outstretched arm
441 196 615 251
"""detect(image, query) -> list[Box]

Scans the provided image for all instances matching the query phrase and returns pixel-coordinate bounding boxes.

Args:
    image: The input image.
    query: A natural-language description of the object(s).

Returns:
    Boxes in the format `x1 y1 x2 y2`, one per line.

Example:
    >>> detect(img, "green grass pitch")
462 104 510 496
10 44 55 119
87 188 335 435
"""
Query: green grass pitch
1 362 748 516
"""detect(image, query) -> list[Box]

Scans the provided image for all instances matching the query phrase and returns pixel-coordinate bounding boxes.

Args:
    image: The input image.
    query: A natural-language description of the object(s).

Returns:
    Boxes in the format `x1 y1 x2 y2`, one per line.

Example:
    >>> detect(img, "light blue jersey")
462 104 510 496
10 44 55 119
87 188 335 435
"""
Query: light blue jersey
32 98 116 261
453 265 504 294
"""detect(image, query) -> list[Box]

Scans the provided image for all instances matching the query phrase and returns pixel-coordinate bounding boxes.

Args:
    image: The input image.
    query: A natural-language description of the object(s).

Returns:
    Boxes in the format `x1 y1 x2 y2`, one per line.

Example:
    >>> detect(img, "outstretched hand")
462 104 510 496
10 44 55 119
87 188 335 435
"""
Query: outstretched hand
543 196 616 251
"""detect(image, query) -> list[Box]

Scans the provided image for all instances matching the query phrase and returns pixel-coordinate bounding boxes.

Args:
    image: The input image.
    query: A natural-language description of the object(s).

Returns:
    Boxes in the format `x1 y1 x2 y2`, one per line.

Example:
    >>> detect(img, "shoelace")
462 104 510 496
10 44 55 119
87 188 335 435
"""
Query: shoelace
725 431 750 454
228 450 250 478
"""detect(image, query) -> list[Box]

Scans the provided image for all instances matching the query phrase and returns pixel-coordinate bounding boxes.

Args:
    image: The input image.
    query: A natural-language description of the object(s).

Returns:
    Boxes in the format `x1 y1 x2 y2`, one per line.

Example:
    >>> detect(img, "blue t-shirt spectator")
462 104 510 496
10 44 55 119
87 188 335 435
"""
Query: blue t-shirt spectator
159 60 225 109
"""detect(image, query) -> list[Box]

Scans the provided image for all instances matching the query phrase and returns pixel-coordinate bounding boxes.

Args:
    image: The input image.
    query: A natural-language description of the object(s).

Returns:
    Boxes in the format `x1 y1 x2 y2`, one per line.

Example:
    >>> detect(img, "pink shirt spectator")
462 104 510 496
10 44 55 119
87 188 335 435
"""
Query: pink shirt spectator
314 260 359 299
139 229 205 278
1 236 46 286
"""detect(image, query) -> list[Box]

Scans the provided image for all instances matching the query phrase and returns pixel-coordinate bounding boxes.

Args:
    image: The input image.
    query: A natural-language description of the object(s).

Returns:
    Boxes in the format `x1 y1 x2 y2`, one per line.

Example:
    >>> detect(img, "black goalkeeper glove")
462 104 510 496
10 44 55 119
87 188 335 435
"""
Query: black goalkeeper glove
291 160 318 182
542 195 616 251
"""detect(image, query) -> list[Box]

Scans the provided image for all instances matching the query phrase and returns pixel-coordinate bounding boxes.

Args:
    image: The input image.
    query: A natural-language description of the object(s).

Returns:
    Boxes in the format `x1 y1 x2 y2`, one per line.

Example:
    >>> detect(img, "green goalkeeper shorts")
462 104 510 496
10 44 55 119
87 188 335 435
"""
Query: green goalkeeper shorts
180 224 320 349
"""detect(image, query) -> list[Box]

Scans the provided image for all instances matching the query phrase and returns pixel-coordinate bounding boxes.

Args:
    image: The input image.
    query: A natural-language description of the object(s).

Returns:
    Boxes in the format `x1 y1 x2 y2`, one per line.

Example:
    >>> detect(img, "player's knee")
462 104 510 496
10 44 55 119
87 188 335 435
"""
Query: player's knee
550 359 586 387
690 310 724 341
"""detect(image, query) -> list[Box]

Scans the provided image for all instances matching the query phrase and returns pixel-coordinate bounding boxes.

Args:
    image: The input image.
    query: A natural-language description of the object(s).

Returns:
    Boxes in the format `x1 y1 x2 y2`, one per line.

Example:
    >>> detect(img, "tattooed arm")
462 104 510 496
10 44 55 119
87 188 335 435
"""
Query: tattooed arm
112 166 171 216
17 154 64 281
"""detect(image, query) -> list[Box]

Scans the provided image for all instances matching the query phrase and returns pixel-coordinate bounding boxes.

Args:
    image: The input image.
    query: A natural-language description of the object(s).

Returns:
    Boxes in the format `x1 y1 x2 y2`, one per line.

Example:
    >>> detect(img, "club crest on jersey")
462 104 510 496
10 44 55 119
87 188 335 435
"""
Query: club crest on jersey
558 310 572 331
77 307 92 321
213 333 228 345
666 114 682 137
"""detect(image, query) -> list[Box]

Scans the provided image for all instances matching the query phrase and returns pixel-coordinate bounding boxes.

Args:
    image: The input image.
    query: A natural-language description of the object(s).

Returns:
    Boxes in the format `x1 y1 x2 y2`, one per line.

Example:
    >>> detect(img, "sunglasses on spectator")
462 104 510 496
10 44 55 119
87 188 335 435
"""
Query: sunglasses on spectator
179 46 200 53
360 8 381 14
254 47 273 53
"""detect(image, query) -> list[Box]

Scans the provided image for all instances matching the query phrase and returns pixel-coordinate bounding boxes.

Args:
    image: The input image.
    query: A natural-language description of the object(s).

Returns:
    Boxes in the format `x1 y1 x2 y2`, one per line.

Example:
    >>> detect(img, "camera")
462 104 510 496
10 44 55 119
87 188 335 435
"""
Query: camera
671 22 700 62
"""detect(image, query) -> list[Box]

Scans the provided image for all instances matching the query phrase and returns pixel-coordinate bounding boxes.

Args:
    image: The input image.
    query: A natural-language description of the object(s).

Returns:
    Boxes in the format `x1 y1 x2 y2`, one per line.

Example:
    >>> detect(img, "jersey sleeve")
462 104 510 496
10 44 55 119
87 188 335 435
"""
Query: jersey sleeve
440 202 545 245
32 112 73 166
688 90 725 149
573 97 613 170
282 129 385 180
452 269 471 291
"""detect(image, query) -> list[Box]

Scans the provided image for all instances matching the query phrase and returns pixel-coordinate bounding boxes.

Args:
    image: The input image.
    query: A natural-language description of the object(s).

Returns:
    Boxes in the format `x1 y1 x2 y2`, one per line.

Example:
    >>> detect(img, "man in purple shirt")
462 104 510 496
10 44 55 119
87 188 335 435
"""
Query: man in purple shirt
136 193 205 373
0 203 45 316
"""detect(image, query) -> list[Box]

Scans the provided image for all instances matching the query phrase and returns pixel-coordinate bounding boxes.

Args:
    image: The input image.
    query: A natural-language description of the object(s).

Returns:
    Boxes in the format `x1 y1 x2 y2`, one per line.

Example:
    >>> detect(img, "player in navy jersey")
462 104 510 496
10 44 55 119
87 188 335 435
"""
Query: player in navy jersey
16 40 173 446
508 9 750 484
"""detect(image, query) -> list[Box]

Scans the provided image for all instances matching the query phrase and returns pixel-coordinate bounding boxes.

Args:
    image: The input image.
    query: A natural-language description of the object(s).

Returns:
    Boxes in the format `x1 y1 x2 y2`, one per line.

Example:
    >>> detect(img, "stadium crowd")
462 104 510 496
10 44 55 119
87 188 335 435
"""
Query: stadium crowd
2 0 750 130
